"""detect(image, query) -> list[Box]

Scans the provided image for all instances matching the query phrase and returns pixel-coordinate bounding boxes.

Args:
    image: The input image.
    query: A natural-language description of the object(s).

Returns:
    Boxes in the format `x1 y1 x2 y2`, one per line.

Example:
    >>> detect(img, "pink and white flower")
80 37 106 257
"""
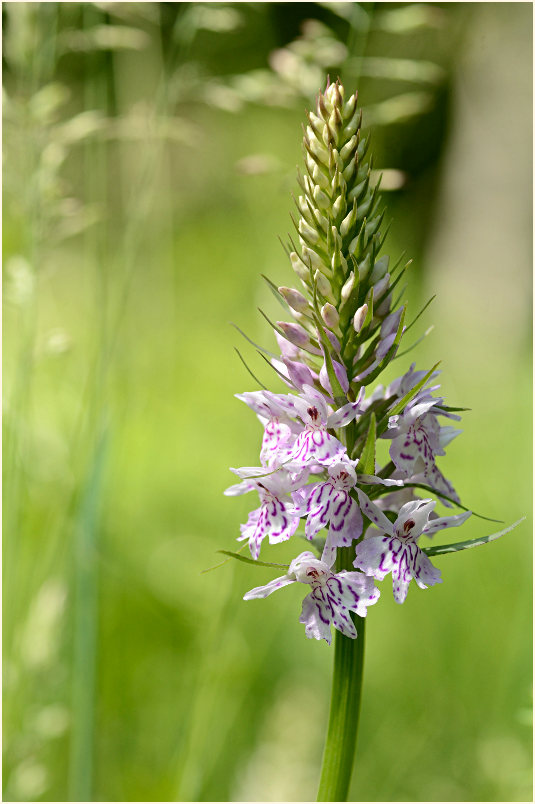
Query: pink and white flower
294 458 405 565
294 458 363 565
244 551 380 644
353 491 471 603
224 468 301 559
236 390 300 468
288 384 364 466
384 369 462 505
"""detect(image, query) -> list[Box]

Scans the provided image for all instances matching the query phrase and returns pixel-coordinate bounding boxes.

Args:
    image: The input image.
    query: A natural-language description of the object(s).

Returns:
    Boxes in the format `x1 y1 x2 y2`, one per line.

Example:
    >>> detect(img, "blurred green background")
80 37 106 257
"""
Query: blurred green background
2 3 532 801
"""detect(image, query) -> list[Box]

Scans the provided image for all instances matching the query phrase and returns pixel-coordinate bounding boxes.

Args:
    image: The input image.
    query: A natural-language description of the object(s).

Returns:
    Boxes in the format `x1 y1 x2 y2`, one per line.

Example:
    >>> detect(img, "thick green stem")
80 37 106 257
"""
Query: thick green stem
316 546 366 802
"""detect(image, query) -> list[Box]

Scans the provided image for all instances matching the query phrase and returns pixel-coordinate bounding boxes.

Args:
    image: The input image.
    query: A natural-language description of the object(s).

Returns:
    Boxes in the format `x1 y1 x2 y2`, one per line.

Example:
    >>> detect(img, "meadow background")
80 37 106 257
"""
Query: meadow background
2 3 532 802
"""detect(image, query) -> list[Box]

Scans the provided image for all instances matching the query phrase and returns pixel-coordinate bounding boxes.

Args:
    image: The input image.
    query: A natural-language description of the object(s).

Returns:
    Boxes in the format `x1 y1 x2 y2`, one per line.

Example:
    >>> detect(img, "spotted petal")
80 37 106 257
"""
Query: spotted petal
353 534 396 581
241 499 299 559
337 571 380 616
260 420 295 467
288 429 346 466
411 549 442 590
423 509 472 538
356 489 395 535
300 589 335 644
393 499 436 540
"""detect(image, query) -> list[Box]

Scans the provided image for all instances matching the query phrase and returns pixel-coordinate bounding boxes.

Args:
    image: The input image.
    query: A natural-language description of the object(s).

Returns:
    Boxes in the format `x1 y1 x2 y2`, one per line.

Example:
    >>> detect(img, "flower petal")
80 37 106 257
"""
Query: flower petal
337 571 380 616
299 589 333 644
356 489 395 535
288 429 345 466
243 574 295 599
353 534 394 580
357 474 404 486
394 499 436 540
423 509 471 538
411 550 442 590
327 401 362 429
392 577 411 604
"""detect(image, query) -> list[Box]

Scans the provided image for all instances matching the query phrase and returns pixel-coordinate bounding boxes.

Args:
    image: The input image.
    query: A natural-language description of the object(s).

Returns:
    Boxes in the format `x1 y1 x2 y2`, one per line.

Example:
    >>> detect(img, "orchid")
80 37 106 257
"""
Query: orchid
221 79 523 801
354 491 471 603
244 551 380 644
224 467 301 559
287 384 363 466
294 457 404 566
235 390 300 467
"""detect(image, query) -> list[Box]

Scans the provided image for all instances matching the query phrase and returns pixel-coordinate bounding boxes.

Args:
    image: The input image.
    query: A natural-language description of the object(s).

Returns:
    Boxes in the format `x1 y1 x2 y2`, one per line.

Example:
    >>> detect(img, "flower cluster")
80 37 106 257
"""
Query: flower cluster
224 80 516 644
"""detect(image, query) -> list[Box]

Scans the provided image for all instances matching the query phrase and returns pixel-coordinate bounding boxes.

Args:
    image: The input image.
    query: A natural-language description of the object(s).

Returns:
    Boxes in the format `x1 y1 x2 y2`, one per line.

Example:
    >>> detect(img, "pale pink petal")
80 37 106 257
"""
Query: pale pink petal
415 464 460 507
389 432 421 474
243 574 295 599
411 550 442 589
353 534 395 580
299 589 334 644
319 358 349 396
224 479 257 496
288 429 345 466
260 420 294 467
356 490 395 535
357 474 404 486
337 572 381 616
329 493 363 544
422 509 471 538
283 357 317 391
327 401 362 429
392 577 411 604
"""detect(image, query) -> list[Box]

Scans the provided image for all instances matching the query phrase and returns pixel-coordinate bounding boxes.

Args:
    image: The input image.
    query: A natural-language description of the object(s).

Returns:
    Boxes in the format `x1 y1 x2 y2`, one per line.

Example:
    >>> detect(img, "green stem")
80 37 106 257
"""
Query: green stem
316 546 367 802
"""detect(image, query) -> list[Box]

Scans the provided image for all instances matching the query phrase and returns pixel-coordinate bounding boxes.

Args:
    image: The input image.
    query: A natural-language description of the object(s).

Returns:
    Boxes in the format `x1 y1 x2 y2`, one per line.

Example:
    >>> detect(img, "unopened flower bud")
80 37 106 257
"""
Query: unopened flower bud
278 321 311 348
357 254 371 282
340 135 358 162
299 219 319 244
353 304 368 333
279 286 309 313
314 269 335 302
313 185 330 210
373 273 390 301
290 251 309 282
341 271 356 303
301 246 324 272
375 293 392 318
370 256 390 284
321 303 339 329
332 194 344 219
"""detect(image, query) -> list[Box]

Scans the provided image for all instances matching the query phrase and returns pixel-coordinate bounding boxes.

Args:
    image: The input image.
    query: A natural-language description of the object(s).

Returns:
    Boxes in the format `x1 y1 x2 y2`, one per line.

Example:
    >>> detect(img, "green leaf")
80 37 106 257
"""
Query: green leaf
356 412 376 473
257 350 291 384
395 325 434 359
404 294 436 332
217 550 290 569
234 348 268 390
261 274 289 310
231 322 278 358
422 518 525 557
257 307 284 337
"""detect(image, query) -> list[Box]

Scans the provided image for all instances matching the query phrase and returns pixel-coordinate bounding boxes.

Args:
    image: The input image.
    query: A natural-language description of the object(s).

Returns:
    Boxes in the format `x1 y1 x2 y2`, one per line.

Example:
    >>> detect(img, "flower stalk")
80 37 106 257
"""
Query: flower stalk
317 548 366 802
223 78 523 804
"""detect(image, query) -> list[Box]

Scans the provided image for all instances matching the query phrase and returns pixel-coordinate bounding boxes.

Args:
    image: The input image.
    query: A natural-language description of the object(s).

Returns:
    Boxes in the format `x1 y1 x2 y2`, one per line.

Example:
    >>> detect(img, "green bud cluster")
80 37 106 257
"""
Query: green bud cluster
279 80 405 390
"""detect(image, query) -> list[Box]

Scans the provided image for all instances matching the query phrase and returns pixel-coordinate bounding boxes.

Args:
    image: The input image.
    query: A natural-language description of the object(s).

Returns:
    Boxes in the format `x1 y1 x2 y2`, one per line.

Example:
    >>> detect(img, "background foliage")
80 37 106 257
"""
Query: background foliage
3 3 532 801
